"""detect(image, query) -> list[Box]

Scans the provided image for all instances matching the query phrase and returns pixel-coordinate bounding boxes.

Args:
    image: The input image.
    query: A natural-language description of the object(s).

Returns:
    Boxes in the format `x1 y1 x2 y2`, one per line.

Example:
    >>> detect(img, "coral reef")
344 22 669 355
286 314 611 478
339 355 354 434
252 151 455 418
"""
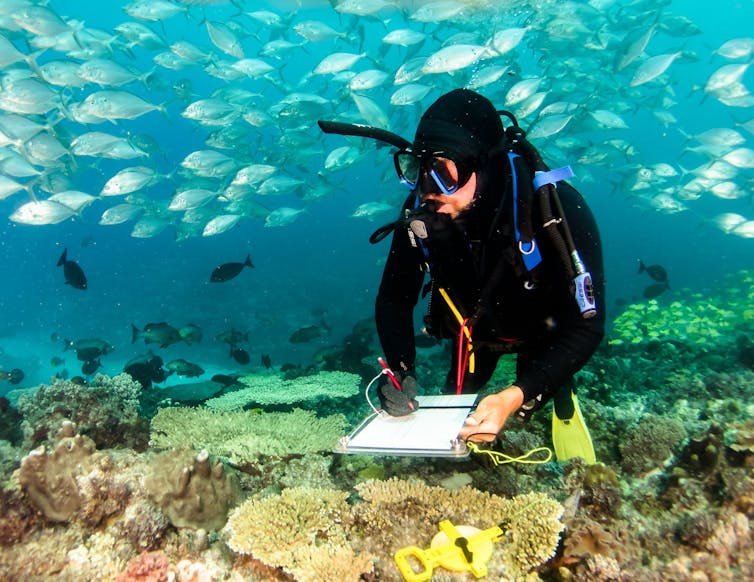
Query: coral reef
2 273 754 581
352 477 564 580
225 486 374 582
618 414 686 475
206 370 361 409
16 373 148 450
144 448 240 531
149 407 347 464
17 421 131 525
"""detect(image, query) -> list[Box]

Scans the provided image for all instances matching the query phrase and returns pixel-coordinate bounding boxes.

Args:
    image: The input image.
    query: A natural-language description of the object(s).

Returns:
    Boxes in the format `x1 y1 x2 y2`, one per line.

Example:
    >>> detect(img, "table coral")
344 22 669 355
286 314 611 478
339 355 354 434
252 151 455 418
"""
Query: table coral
205 370 361 409
149 407 347 463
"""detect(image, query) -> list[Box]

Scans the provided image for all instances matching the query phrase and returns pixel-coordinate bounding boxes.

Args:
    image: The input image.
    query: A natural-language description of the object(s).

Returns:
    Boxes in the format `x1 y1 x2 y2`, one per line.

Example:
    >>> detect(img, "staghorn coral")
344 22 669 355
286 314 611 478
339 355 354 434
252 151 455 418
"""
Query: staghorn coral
352 477 564 580
206 370 361 409
17 373 147 450
144 448 240 531
224 486 374 582
149 407 347 464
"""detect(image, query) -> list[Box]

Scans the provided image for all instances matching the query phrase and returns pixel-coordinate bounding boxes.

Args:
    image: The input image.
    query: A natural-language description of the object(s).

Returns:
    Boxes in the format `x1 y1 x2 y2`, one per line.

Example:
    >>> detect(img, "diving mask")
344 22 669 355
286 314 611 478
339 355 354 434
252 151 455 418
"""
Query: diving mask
394 149 474 195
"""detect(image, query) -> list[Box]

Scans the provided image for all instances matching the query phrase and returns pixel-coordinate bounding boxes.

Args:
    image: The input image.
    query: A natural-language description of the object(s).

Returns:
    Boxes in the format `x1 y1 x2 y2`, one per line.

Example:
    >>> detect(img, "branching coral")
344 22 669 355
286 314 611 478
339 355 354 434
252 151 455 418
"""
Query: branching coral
224 487 374 582
205 370 361 410
149 407 347 464
352 477 564 580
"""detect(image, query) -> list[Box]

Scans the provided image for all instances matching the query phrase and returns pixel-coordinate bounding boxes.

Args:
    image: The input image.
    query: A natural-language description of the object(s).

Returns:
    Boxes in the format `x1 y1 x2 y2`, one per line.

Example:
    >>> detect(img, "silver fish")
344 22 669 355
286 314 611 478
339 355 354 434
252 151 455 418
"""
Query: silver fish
10 199 76 225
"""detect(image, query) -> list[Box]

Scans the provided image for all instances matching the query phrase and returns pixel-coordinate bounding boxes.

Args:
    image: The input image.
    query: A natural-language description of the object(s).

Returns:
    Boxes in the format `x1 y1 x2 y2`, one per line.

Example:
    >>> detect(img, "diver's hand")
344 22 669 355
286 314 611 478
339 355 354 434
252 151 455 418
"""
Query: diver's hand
378 371 419 416
458 386 525 443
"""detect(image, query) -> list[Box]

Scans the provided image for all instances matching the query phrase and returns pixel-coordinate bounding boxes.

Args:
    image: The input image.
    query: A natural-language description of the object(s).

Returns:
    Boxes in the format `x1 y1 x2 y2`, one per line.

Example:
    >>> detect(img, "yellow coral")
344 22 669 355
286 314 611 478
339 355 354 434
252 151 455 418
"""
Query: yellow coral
225 487 374 582
353 477 564 580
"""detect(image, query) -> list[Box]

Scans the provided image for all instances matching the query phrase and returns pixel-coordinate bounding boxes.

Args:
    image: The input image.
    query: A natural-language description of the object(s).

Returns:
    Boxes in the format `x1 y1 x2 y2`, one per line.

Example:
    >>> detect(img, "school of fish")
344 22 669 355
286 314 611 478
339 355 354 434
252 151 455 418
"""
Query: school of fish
1 0 753 239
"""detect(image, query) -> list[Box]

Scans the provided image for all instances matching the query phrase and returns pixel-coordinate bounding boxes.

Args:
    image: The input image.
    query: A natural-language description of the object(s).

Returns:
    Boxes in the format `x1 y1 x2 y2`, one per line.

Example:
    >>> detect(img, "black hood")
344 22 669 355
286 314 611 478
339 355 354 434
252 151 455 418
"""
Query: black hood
412 89 505 163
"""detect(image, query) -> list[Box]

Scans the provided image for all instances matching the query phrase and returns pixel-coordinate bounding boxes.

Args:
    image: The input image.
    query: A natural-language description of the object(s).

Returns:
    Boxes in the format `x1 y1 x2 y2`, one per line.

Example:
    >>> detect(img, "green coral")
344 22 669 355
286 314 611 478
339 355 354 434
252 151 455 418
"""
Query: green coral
205 370 361 410
224 487 374 582
149 407 347 464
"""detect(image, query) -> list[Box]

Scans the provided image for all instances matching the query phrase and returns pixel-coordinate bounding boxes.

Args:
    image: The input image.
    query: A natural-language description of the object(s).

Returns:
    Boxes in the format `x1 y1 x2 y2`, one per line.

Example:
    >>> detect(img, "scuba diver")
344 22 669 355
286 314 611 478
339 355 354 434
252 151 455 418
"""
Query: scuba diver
319 89 605 463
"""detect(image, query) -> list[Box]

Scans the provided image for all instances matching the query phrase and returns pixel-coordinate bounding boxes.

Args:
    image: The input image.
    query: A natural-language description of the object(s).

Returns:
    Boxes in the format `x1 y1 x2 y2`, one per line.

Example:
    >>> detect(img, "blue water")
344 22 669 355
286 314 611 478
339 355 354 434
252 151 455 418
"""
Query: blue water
1 0 753 390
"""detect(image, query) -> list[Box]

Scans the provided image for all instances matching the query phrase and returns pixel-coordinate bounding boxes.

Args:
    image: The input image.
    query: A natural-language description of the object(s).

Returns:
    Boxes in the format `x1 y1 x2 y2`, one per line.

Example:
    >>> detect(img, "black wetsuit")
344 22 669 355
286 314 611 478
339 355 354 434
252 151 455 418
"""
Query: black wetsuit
375 159 606 418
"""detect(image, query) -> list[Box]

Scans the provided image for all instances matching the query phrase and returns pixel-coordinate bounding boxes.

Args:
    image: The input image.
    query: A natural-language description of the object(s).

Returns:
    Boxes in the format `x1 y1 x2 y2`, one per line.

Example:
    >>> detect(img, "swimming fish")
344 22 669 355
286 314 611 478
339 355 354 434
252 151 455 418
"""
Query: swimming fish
638 259 669 283
210 254 254 282
57 247 87 290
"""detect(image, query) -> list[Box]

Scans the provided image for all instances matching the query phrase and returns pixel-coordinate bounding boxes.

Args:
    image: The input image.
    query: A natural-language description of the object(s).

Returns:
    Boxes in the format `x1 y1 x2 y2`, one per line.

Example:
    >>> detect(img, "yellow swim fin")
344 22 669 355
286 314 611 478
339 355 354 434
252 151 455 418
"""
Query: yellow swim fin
552 389 596 464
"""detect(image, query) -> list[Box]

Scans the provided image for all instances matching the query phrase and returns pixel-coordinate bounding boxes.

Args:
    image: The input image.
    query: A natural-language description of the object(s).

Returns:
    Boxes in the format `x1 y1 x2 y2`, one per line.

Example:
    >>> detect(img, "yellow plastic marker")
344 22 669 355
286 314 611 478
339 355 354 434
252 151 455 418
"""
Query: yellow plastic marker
394 519 506 582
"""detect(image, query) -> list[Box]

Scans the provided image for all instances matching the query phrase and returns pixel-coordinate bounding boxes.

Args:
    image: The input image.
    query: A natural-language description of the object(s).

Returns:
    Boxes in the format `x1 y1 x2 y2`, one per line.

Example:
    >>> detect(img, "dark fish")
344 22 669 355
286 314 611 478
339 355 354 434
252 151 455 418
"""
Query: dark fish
57 247 87 290
124 352 168 389
230 346 250 365
0 368 24 384
81 359 101 375
166 358 205 377
643 282 670 299
289 323 328 343
216 328 249 345
178 323 202 345
64 338 114 361
132 322 183 348
211 373 240 387
638 259 668 283
210 254 254 283
260 353 272 369
50 356 65 367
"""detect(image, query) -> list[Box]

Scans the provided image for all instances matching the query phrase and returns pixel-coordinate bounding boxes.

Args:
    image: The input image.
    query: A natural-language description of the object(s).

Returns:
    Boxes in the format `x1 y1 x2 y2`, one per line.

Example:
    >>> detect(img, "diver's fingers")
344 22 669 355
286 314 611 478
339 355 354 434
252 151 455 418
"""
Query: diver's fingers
465 431 496 443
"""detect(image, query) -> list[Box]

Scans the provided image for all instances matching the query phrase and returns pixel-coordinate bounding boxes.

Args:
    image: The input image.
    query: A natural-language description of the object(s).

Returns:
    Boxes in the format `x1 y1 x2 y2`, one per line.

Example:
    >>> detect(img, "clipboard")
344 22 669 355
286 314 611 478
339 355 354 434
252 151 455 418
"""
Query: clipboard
335 394 477 458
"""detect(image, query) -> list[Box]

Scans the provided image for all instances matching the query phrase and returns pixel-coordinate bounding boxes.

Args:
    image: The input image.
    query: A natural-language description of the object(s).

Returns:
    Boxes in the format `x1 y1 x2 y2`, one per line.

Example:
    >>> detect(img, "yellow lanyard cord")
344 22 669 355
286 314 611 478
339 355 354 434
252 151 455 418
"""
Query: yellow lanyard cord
467 442 553 466
437 287 475 373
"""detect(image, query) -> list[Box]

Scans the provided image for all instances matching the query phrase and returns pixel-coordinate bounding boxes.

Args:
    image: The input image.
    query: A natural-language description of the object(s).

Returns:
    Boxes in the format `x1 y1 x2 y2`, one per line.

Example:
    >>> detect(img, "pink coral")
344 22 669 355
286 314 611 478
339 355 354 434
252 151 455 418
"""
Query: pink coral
115 551 170 582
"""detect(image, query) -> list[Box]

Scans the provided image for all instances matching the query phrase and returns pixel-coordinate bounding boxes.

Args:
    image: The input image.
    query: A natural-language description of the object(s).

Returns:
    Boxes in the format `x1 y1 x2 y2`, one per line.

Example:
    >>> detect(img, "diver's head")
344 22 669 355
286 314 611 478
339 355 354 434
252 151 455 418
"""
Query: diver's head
394 89 504 216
